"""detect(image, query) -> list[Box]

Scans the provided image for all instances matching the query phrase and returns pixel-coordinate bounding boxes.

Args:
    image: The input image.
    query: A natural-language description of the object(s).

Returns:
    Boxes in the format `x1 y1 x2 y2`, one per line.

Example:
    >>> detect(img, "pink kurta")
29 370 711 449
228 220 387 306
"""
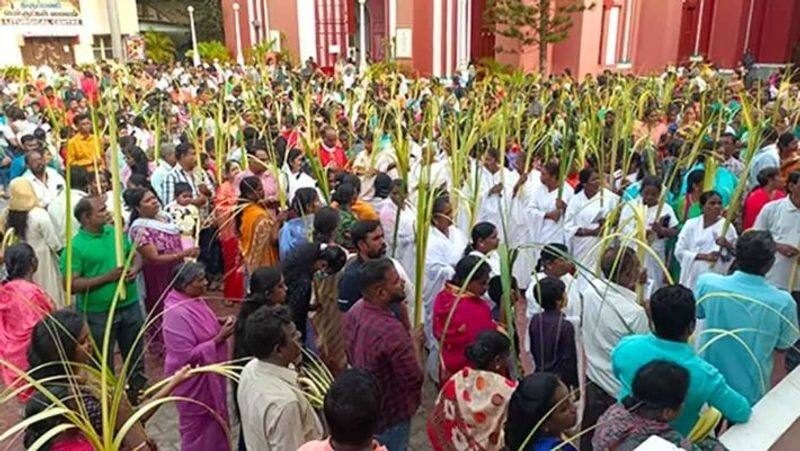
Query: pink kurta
0 279 54 397
162 289 231 451
432 284 496 381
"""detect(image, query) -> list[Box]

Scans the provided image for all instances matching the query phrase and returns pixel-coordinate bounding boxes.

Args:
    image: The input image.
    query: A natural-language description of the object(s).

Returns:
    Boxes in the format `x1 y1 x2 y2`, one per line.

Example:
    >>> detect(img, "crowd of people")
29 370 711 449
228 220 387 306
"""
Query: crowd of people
0 55 798 451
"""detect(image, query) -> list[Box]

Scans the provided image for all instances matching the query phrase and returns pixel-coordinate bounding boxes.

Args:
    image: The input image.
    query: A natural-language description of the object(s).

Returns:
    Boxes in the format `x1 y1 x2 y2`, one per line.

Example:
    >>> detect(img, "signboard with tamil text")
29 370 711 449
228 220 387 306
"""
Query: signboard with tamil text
0 0 82 27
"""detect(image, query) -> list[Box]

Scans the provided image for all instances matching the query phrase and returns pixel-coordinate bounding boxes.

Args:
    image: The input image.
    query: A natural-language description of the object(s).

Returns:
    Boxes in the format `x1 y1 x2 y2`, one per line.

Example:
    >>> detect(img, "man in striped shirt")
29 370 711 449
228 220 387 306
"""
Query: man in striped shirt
159 142 215 208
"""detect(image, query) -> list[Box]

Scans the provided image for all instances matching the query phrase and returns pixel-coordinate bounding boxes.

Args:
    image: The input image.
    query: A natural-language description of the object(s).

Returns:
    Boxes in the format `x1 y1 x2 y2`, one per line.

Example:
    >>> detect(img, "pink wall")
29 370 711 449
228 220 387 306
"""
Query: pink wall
706 0 748 68
751 0 800 64
394 0 414 65
412 0 433 75
551 1 607 77
631 0 683 74
268 0 301 63
220 0 248 60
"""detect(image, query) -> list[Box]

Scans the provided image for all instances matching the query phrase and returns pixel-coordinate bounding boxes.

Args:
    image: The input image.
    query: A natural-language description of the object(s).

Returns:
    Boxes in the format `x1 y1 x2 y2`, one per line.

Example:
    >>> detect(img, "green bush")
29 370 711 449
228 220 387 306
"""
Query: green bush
186 40 232 64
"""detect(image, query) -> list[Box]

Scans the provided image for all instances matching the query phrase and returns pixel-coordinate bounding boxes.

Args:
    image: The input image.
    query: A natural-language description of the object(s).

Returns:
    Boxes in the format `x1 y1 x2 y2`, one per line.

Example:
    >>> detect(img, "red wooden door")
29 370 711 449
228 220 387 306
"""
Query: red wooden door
677 0 715 63
368 0 387 61
470 0 495 62
677 0 699 62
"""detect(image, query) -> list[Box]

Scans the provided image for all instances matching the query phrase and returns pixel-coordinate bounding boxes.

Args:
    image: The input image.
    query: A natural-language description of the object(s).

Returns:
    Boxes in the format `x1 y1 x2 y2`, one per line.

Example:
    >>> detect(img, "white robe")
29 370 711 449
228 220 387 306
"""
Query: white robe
18 207 64 307
381 201 417 284
674 216 738 291
473 165 519 235
408 157 451 205
565 189 619 274
618 200 679 290
529 182 575 279
281 167 318 204
506 170 544 288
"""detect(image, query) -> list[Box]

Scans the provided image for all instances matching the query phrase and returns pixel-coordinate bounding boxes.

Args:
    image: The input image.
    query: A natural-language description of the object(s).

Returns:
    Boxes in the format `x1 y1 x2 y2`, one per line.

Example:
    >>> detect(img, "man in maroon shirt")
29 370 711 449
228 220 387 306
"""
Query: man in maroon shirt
344 258 425 451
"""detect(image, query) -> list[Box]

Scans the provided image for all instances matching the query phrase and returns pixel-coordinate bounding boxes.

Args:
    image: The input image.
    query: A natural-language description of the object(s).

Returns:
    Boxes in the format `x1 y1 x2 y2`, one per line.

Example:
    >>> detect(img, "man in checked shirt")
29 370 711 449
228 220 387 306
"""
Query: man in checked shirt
345 258 426 451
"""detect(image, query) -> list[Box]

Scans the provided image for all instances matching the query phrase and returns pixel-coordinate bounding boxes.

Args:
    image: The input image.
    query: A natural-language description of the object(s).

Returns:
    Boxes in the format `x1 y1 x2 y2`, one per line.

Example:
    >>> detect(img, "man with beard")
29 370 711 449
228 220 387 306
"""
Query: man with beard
344 258 425 451
22 148 65 207
338 219 414 328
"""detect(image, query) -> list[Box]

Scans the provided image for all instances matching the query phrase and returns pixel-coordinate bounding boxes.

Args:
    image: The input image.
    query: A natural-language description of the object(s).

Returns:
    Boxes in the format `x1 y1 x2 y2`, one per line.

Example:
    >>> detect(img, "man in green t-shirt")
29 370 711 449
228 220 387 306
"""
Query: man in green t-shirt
60 196 146 401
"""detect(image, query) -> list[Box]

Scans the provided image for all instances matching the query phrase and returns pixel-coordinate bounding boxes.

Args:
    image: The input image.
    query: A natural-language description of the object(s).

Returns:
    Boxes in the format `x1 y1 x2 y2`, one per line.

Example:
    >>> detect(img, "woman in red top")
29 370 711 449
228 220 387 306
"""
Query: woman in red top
743 166 786 229
433 254 497 383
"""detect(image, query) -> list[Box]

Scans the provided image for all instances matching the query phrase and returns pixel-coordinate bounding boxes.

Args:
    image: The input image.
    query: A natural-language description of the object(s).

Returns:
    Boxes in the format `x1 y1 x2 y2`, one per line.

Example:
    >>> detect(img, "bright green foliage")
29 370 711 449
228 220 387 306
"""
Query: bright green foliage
143 30 176 64
186 41 232 64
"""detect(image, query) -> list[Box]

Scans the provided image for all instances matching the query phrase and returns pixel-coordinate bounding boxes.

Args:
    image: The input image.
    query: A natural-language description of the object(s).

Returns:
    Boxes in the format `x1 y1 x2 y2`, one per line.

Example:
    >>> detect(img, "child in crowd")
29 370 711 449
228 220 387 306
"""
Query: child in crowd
529 277 578 390
165 181 199 250
593 360 725 450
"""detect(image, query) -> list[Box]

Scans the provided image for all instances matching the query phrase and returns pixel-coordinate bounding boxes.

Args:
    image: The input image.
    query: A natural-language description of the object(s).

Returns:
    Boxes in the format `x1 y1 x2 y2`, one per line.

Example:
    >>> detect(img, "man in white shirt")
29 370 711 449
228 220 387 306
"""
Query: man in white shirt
754 171 800 293
47 166 90 247
237 305 323 451
747 130 783 189
754 171 800 369
580 245 650 450
22 148 64 207
150 143 176 204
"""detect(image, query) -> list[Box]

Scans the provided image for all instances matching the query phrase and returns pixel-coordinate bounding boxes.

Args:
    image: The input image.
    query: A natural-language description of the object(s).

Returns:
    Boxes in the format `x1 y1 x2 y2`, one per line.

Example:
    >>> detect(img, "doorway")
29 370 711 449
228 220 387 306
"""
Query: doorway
677 0 715 63
471 0 495 62
21 37 76 66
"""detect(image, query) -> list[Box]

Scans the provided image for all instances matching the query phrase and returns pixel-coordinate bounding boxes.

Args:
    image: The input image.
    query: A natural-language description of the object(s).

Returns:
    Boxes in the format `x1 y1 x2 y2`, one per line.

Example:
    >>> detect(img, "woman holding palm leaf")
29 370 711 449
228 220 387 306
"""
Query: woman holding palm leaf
674 191 737 291
565 167 619 273
126 188 199 359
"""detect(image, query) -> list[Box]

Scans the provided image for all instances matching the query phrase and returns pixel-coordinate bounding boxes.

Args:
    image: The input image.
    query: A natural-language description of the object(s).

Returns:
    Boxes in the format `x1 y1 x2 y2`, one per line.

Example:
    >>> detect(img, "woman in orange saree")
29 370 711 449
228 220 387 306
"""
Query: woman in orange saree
237 176 280 272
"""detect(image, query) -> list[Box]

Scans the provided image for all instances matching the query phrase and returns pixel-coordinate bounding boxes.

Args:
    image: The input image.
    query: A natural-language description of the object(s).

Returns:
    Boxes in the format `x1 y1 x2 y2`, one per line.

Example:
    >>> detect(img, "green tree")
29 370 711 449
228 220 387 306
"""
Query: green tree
143 30 176 64
485 0 594 71
190 0 224 42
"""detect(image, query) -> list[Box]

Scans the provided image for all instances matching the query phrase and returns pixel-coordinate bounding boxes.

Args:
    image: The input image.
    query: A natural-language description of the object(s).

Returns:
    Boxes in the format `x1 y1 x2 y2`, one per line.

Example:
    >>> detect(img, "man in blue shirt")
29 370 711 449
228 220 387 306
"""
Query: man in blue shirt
613 285 751 435
696 230 800 405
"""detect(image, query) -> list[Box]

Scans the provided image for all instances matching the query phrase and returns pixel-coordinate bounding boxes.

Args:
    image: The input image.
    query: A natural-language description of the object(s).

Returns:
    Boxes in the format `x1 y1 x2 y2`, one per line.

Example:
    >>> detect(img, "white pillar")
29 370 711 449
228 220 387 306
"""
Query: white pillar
247 0 257 45
233 2 245 65
620 0 634 63
693 0 705 56
389 0 397 58
460 0 469 67
359 0 367 69
263 0 272 48
297 0 317 62
188 6 200 66
445 0 454 77
466 0 472 63
455 0 463 67
106 0 124 61
433 0 442 77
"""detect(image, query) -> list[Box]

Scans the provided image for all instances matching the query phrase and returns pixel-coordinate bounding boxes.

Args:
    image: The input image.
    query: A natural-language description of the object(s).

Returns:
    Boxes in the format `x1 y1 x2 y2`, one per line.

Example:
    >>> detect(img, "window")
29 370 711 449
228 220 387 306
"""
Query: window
604 6 620 66
92 35 113 61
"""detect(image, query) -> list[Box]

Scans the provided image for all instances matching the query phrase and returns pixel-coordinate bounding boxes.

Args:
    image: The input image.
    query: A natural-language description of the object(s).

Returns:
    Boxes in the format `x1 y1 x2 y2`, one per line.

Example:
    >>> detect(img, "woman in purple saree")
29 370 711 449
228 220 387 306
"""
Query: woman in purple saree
126 188 199 360
162 261 234 451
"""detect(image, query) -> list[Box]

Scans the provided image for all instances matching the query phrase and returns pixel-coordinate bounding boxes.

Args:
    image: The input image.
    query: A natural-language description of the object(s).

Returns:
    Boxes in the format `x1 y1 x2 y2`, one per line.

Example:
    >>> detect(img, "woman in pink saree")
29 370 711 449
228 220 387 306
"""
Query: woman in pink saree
0 243 54 398
163 261 234 451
